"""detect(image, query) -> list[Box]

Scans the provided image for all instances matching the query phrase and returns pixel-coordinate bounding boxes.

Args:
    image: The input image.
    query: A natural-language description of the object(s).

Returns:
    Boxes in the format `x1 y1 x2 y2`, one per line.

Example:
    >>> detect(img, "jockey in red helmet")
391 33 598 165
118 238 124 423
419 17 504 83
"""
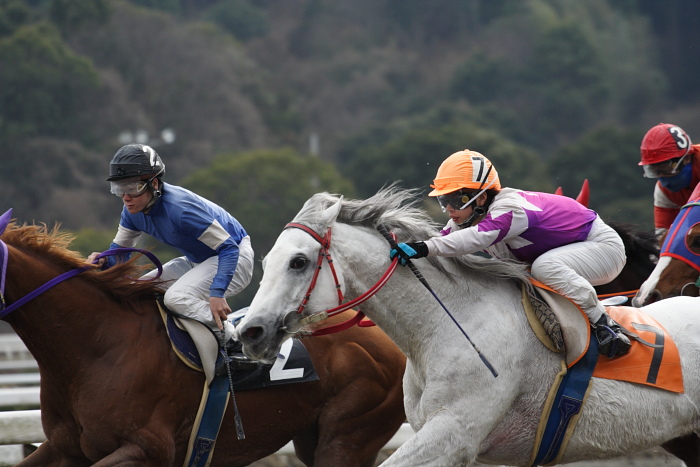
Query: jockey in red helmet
639 123 700 238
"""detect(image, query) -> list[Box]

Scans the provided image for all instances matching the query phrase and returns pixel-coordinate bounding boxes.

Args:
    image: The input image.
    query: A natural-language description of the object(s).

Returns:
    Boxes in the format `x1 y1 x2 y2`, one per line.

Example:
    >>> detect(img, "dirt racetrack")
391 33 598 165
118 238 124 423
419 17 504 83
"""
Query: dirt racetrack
249 445 685 466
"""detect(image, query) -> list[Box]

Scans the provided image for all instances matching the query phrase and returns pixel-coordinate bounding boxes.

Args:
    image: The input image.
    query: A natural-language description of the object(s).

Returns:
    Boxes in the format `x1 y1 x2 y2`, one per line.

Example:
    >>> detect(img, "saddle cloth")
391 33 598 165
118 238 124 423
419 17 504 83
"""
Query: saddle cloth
524 280 683 393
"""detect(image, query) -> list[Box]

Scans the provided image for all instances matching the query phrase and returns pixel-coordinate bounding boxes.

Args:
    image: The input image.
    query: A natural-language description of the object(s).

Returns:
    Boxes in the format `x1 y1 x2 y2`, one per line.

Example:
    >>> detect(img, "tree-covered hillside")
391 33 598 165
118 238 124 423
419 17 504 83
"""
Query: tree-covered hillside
2 0 698 275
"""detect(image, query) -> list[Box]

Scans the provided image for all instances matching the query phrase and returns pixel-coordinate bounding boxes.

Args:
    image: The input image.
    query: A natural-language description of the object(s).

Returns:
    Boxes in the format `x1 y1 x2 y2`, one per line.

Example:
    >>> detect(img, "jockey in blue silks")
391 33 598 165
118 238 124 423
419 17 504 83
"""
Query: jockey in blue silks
87 144 254 347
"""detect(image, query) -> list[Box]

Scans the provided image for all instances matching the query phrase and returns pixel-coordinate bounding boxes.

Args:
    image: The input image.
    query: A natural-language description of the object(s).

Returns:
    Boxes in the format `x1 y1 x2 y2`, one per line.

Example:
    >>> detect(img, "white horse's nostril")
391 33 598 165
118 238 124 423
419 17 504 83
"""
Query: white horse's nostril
242 326 263 341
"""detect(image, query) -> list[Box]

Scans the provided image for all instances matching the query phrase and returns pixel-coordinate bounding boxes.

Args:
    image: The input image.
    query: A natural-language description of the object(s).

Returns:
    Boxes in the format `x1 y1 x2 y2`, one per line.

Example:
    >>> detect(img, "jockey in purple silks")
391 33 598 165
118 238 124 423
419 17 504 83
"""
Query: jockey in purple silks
390 149 631 358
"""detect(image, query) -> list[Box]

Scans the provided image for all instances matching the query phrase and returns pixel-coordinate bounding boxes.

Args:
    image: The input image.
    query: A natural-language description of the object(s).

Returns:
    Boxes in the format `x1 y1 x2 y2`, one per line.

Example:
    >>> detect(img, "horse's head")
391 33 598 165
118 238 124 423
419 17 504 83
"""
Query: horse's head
236 196 346 361
633 206 700 306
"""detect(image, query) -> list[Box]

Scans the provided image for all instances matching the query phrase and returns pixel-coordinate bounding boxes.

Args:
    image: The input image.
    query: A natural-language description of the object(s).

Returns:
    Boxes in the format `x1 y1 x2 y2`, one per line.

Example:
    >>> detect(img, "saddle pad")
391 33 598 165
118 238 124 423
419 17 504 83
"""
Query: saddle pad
593 306 683 393
528 279 590 366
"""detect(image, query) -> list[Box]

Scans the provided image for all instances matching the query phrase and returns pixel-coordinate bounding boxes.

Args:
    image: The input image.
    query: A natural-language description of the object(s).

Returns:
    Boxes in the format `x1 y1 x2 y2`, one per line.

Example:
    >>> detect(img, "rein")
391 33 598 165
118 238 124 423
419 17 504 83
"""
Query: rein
283 222 399 336
597 290 639 300
0 243 163 319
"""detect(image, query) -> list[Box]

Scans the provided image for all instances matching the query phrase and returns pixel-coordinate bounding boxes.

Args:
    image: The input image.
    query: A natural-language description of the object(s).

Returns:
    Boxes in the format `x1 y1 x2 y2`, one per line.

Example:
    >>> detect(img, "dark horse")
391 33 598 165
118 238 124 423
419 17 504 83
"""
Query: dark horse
595 221 659 299
596 221 700 467
554 183 659 299
0 217 406 466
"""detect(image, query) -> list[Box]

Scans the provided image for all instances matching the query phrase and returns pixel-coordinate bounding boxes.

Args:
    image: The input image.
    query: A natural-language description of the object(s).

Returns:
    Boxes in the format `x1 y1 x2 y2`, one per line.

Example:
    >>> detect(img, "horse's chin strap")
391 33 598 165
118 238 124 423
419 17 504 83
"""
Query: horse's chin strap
283 223 399 336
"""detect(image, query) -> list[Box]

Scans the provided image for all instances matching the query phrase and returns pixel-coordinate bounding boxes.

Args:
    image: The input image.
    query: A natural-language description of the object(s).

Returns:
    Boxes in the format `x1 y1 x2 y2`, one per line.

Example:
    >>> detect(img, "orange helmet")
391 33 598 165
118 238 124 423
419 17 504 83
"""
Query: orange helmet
639 123 693 166
429 150 501 197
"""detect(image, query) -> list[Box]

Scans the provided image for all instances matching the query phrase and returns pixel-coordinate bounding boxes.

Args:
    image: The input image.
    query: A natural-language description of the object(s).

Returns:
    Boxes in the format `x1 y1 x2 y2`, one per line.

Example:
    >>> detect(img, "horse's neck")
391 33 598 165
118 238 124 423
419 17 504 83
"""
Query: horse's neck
343 258 460 357
346 251 528 366
5 253 133 369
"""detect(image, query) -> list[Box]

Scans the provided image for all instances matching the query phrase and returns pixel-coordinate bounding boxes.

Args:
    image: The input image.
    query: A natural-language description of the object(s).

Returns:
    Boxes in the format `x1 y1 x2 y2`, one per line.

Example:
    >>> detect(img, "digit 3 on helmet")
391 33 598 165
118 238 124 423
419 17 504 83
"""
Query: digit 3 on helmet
429 150 501 228
639 123 693 179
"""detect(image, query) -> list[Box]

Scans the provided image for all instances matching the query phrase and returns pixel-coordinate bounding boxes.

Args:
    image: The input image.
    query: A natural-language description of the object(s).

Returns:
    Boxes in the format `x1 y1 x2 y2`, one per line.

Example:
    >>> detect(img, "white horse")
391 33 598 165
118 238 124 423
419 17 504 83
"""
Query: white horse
236 186 700 467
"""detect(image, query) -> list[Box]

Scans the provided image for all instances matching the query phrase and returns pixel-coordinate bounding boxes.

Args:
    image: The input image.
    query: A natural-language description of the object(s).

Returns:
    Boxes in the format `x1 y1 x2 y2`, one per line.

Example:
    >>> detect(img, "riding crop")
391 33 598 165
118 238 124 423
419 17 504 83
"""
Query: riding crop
377 225 498 378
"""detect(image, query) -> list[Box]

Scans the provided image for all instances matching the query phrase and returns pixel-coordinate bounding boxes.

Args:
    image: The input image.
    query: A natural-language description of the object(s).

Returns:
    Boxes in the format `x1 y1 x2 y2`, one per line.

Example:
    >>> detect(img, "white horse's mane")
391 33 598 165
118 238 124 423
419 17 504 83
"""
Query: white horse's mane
293 183 531 286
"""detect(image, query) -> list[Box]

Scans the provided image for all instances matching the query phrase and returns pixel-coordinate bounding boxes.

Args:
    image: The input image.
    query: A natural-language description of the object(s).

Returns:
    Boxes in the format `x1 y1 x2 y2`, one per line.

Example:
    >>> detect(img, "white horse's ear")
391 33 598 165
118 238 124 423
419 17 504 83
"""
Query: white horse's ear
320 196 343 228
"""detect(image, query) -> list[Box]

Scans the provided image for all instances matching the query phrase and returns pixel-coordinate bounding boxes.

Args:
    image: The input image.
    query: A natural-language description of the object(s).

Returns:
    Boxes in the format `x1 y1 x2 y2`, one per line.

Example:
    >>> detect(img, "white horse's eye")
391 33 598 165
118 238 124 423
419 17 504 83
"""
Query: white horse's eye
289 256 309 270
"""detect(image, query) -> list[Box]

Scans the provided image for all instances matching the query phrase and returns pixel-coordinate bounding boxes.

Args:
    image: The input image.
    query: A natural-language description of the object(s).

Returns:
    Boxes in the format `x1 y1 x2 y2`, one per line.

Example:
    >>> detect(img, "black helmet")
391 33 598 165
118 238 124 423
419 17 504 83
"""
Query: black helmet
107 144 165 181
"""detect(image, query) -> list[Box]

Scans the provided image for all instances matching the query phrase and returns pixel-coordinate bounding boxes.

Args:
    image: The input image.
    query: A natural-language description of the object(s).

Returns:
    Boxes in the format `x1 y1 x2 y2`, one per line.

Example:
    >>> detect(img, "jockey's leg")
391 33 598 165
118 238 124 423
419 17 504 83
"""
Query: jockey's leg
531 217 630 357
162 237 254 344
141 256 191 290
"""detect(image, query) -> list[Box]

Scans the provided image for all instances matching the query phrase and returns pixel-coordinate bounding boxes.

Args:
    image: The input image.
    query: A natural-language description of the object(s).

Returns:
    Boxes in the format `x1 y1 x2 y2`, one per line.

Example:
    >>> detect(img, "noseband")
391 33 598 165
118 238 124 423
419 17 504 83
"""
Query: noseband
283 223 399 336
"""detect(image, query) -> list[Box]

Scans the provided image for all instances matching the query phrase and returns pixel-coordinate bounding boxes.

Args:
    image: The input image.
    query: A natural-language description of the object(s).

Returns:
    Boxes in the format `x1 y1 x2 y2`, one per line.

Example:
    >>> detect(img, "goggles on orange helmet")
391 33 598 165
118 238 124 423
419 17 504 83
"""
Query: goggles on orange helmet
642 154 689 179
436 164 496 212
437 190 476 212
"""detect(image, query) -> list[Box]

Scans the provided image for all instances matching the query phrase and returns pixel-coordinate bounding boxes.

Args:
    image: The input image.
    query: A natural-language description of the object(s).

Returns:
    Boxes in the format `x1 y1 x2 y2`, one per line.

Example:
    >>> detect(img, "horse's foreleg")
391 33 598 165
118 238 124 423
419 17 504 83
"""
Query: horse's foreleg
90 442 175 467
15 441 90 467
380 414 478 466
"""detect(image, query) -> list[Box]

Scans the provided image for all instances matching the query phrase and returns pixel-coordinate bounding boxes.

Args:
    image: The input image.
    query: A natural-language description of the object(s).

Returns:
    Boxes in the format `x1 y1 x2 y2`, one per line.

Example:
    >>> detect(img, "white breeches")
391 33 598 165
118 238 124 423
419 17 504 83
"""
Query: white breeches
143 236 254 334
530 217 625 323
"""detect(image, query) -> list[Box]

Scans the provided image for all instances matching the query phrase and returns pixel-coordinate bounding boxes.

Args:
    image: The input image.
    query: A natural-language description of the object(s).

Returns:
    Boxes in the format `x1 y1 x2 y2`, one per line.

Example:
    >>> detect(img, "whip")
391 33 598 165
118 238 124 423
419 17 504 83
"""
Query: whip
377 225 498 378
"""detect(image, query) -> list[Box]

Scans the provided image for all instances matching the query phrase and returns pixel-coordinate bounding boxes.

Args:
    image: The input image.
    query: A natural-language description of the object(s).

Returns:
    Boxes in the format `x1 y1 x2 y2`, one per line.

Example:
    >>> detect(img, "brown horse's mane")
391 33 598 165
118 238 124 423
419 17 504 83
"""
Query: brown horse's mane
2 221 162 304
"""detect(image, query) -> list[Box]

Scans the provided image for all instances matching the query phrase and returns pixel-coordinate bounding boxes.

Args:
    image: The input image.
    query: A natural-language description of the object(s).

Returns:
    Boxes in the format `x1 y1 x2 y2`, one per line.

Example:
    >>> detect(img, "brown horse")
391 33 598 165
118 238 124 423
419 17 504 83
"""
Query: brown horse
633 195 700 306
0 218 406 466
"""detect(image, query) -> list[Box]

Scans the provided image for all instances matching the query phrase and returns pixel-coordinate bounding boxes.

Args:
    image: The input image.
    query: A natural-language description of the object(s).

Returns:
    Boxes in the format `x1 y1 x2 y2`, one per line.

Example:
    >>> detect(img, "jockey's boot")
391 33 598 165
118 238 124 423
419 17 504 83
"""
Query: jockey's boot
594 313 631 358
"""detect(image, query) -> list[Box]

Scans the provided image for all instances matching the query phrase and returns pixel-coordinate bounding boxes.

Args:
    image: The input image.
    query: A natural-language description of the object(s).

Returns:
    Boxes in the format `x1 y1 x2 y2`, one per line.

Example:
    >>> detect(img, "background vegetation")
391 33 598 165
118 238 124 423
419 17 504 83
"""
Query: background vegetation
2 0 699 307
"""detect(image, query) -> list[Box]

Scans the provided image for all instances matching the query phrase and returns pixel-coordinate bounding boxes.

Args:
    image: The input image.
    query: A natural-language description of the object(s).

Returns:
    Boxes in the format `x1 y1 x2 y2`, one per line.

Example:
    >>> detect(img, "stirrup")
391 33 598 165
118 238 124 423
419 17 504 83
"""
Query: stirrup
594 316 631 358
215 339 258 376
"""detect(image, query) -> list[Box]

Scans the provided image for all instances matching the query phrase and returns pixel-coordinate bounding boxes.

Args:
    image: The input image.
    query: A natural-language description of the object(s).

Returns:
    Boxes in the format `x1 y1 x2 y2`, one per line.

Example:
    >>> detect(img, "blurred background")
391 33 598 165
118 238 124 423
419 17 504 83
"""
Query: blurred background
1 0 697 308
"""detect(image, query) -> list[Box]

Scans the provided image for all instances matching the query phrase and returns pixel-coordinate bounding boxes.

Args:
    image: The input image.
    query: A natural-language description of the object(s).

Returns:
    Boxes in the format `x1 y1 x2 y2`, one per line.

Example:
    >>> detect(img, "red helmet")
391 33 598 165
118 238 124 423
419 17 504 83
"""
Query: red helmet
639 123 693 166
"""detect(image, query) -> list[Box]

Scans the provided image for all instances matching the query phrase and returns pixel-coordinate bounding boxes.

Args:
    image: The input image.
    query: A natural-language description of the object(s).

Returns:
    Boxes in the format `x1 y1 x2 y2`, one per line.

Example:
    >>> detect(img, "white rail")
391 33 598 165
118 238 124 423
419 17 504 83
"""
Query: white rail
0 387 40 407
0 410 45 444
0 334 40 410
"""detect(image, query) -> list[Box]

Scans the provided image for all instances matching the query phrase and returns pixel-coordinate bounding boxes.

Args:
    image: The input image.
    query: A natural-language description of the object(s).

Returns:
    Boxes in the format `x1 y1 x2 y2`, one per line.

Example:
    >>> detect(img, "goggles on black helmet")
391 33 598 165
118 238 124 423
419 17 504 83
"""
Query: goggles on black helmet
110 178 151 198
642 154 689 178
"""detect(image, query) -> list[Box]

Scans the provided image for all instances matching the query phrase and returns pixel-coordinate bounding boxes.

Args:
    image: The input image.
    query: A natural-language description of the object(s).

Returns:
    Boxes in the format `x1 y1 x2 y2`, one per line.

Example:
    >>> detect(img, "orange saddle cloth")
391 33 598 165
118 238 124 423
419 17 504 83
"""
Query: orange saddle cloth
593 306 683 393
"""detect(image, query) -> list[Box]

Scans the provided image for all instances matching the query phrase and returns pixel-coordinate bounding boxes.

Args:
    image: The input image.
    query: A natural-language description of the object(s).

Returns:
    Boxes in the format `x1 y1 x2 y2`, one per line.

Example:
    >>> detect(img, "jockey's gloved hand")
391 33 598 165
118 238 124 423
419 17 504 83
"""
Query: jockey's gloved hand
390 242 428 265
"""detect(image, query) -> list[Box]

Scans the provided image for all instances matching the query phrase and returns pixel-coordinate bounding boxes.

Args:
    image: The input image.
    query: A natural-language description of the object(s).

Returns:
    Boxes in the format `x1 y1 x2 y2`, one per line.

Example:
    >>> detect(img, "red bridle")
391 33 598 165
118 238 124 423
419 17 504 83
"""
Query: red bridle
283 222 399 336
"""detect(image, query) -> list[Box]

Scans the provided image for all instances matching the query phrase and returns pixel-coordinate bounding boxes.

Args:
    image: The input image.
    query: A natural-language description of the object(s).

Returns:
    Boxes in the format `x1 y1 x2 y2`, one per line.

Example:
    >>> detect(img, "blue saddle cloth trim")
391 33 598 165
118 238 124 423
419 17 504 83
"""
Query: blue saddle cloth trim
187 375 229 467
533 335 599 466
